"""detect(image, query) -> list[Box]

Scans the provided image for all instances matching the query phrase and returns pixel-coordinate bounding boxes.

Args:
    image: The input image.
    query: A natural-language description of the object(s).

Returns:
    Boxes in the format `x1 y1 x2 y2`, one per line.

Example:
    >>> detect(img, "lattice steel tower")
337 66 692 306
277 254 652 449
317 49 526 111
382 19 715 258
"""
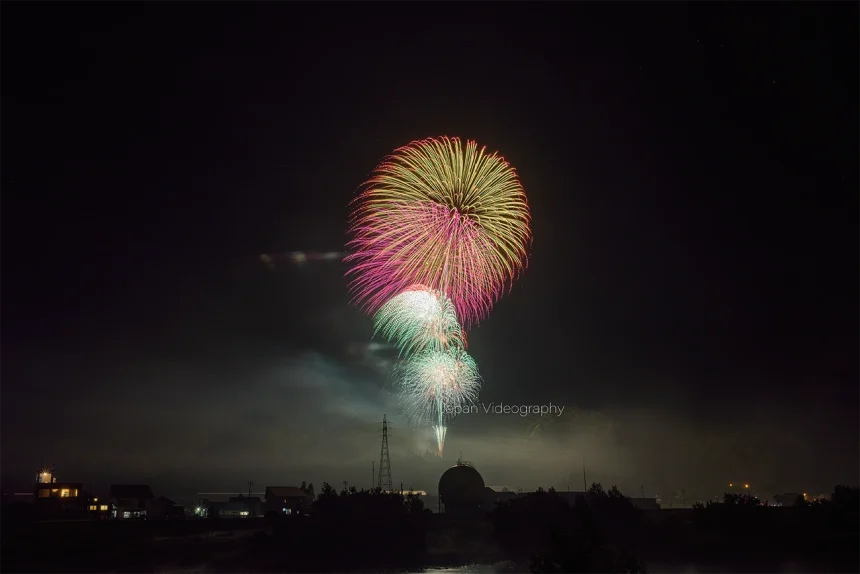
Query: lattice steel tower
378 414 393 491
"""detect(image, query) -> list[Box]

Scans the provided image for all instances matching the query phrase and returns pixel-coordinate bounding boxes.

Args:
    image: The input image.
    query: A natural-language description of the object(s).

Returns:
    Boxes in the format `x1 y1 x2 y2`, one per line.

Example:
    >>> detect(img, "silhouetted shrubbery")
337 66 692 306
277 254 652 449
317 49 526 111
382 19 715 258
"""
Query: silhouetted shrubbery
491 483 647 573
231 483 427 572
3 484 857 573
686 484 859 567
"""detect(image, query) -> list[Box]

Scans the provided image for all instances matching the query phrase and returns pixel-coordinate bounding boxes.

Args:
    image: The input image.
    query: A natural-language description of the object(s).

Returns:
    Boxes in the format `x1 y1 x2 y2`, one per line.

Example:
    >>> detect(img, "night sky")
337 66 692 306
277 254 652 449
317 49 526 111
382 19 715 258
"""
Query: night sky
3 4 857 503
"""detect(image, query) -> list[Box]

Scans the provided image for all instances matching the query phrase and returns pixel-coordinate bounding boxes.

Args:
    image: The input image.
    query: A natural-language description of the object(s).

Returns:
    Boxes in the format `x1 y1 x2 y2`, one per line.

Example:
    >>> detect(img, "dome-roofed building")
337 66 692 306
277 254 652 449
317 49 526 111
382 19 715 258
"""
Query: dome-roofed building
438 459 486 515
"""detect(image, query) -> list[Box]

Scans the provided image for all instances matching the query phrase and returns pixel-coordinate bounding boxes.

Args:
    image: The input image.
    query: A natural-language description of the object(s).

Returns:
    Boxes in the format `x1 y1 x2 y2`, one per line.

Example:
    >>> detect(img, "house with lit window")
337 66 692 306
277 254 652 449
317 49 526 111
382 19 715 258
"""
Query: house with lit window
211 501 252 518
33 467 86 517
109 484 154 519
87 494 111 519
229 494 263 517
264 486 312 515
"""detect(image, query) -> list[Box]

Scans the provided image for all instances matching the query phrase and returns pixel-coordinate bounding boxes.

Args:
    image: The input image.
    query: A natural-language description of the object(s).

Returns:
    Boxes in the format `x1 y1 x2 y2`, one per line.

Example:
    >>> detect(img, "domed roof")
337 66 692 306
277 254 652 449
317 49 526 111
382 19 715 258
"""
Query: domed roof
439 462 485 505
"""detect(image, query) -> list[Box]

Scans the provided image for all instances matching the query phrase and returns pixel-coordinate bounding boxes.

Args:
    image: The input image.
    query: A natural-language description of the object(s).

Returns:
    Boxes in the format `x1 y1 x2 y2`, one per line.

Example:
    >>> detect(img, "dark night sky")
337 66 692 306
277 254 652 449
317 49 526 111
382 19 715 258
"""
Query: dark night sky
3 4 857 502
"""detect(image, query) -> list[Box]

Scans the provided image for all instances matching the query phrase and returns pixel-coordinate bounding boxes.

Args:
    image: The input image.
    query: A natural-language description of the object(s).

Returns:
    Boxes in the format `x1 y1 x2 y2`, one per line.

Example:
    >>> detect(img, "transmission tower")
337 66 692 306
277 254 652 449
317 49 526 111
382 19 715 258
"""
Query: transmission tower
378 414 393 491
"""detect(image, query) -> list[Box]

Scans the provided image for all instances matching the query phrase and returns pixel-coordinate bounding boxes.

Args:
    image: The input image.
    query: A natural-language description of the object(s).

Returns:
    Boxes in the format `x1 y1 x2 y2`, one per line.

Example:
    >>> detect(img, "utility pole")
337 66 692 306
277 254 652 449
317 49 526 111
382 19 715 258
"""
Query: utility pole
682 488 686 508
378 414 393 491
343 480 349 493
582 456 587 491
248 481 253 498
372 461 375 490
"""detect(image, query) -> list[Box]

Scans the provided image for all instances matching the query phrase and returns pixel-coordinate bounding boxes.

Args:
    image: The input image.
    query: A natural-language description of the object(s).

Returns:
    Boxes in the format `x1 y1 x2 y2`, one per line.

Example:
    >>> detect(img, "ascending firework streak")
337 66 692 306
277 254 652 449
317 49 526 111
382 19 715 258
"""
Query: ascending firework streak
373 284 465 358
395 348 481 455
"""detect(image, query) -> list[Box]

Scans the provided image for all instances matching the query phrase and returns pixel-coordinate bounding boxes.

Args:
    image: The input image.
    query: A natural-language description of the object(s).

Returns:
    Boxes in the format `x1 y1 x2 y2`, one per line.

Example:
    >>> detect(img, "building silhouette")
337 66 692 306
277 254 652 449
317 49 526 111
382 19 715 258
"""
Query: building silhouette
438 459 486 516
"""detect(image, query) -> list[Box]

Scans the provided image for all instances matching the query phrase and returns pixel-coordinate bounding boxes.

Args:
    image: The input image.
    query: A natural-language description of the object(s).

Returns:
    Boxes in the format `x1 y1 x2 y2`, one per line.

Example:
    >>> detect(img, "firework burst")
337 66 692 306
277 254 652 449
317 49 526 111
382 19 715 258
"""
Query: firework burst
373 284 465 358
395 348 481 454
346 136 531 328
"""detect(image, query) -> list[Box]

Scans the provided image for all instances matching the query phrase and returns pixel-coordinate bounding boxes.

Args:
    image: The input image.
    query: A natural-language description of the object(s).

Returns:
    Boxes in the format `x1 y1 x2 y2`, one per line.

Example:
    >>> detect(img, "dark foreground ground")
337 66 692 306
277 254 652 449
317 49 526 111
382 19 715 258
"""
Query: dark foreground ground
1 513 857 574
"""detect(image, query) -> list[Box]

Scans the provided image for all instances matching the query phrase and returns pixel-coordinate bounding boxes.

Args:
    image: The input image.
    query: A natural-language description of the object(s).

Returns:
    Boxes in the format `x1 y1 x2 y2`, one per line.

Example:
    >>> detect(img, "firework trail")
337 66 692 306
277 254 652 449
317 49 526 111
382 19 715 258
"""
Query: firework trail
346 136 532 329
373 284 465 358
395 347 482 455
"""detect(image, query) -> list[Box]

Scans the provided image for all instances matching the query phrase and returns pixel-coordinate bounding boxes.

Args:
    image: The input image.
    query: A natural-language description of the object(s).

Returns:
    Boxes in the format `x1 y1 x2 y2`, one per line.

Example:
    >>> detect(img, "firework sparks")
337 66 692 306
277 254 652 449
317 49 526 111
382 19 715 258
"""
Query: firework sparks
373 284 465 358
346 136 531 328
395 348 481 454
433 425 447 457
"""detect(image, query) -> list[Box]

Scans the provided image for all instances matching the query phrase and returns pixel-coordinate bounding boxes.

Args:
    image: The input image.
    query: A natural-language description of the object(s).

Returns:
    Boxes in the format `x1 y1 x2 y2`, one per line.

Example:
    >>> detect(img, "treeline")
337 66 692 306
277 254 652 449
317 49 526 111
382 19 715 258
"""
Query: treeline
248 482 653 572
489 483 859 573
679 484 859 566
234 483 428 572
491 483 648 573
3 482 857 573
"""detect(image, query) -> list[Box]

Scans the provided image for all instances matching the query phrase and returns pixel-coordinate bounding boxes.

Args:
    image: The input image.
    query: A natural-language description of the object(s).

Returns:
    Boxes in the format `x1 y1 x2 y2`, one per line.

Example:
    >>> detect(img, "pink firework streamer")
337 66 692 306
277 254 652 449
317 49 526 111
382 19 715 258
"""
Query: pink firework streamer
346 136 530 327
347 201 505 326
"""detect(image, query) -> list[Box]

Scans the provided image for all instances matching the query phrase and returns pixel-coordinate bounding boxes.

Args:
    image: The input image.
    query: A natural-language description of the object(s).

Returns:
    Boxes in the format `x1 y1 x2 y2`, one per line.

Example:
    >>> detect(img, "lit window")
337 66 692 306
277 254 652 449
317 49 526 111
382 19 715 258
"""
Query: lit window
100 505 108 511
89 505 97 511
60 489 70 498
123 511 131 518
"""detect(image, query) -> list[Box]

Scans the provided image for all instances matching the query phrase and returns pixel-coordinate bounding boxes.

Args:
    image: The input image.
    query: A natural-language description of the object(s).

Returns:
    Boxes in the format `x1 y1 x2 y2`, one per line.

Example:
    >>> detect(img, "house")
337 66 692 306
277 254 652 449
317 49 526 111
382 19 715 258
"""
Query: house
146 496 184 520
265 486 312 515
33 468 86 517
211 501 251 518
86 494 111 519
229 495 263 517
109 485 154 519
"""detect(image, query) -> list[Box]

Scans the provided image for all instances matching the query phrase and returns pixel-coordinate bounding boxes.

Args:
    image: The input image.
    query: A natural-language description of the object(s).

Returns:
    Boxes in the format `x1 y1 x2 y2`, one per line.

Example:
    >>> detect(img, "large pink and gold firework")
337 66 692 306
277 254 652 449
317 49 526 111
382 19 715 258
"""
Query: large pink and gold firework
345 137 531 328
